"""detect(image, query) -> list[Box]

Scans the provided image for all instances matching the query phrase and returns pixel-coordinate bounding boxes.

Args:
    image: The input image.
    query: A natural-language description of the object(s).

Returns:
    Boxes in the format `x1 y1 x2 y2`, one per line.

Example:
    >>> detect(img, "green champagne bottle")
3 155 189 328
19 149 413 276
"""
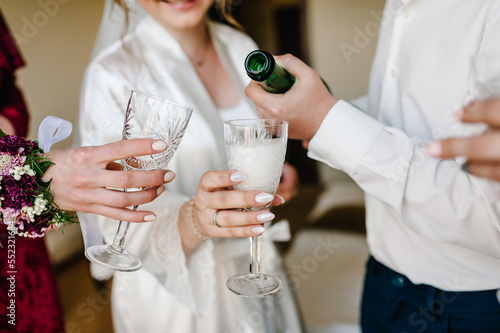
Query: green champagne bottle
245 50 295 93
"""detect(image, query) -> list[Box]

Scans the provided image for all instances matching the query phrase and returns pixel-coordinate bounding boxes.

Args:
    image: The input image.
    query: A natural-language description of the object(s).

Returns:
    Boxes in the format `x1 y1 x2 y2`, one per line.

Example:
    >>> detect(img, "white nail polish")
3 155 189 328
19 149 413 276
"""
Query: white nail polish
252 226 265 234
157 186 165 195
152 141 167 151
425 142 442 157
255 193 274 204
230 172 247 182
144 214 156 222
276 194 285 205
164 171 175 182
257 212 275 222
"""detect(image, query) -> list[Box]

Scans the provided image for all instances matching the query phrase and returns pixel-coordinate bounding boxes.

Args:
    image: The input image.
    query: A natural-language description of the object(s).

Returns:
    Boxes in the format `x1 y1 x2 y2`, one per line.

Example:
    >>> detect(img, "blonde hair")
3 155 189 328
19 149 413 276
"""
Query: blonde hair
113 0 243 30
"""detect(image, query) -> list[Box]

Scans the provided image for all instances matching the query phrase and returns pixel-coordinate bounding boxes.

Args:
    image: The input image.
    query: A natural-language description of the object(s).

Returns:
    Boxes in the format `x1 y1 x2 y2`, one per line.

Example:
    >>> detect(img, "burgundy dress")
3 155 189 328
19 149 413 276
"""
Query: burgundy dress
0 9 65 333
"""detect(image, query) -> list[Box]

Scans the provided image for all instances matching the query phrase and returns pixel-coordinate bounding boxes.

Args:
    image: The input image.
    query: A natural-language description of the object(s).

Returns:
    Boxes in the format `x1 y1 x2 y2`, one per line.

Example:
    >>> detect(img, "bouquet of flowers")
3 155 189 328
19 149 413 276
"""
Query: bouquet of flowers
0 130 75 238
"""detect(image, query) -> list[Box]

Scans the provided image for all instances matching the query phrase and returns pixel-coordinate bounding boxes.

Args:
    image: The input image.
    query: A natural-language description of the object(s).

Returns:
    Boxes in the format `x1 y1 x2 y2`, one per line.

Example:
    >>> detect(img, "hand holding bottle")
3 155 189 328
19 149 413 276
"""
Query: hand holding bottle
245 50 295 93
245 53 337 141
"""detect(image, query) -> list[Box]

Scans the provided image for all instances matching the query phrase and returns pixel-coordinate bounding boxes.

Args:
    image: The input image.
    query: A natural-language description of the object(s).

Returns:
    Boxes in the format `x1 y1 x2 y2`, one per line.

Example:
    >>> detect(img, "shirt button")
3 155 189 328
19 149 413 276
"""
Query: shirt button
391 69 399 78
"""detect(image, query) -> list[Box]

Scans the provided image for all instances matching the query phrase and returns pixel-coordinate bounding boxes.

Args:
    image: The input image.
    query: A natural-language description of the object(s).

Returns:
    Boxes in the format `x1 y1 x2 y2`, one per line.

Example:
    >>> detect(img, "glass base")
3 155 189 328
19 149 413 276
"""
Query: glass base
226 273 282 297
85 244 142 272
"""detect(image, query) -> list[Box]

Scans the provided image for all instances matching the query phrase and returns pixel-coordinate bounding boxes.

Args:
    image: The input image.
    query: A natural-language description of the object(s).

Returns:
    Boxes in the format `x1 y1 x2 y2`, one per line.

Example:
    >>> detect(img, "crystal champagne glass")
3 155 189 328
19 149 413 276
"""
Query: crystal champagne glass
224 119 288 297
85 90 192 271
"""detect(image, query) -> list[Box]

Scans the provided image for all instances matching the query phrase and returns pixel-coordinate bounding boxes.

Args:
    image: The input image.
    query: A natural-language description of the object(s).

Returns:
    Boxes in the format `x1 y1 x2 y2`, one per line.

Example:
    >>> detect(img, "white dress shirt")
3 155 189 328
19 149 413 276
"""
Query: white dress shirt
309 0 500 291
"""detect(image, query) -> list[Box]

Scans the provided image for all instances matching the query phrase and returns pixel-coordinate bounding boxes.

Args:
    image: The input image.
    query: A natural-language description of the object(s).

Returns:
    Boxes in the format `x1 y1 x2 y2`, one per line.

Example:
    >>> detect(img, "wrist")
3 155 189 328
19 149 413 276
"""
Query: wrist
178 198 208 255
305 96 338 141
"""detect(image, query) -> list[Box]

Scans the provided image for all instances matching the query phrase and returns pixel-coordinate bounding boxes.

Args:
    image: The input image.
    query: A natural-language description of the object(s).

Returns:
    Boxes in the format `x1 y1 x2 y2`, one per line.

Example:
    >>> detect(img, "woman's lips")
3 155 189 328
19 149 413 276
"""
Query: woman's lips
159 0 194 4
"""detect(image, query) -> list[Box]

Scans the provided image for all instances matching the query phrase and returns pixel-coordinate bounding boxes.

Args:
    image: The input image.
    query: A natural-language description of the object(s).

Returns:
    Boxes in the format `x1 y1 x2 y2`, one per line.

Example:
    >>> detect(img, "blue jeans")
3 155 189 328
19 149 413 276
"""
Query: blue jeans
361 257 500 333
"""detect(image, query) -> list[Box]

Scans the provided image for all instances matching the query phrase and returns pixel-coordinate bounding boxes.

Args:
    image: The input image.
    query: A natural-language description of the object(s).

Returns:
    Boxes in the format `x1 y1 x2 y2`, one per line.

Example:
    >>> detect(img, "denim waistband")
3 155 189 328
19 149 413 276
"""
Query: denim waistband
367 256 500 313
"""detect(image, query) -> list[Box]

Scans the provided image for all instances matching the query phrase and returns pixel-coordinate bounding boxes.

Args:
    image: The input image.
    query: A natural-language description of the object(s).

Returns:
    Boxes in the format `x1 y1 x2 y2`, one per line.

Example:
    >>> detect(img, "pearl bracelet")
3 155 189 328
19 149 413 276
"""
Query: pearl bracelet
185 197 209 240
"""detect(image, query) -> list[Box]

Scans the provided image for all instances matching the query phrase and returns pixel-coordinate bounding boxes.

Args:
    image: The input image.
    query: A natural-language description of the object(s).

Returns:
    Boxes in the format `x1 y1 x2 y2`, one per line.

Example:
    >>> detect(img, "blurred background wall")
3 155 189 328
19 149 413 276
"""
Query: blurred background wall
1 0 102 143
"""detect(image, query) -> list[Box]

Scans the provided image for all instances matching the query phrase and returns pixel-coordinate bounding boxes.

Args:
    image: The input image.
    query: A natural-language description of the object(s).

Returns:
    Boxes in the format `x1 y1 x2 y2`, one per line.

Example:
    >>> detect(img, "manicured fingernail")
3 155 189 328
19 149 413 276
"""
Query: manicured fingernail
257 212 275 222
230 172 247 182
157 186 165 195
144 214 156 222
164 171 175 182
252 226 265 234
255 192 274 204
276 194 285 205
425 142 442 157
152 140 167 151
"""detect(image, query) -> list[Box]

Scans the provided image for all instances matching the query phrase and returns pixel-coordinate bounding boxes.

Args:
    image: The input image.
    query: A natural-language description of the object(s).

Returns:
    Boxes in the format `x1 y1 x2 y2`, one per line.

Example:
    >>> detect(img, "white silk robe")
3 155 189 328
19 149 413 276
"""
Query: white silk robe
78 15 303 333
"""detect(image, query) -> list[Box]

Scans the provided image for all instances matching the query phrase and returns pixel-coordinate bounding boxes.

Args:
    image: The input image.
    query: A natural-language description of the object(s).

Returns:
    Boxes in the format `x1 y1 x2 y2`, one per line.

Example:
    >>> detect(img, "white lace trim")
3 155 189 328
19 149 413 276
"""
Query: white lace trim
151 200 215 316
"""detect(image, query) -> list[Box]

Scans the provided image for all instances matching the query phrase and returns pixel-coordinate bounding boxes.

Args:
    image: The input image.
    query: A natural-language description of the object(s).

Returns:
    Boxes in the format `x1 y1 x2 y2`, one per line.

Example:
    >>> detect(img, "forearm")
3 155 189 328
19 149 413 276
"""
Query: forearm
178 200 206 257
309 100 500 240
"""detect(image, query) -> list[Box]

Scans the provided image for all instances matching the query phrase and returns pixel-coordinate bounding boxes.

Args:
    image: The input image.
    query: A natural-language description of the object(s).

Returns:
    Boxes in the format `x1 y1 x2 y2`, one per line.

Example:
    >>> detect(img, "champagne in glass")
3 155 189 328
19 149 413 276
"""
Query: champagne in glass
85 90 192 271
224 119 288 297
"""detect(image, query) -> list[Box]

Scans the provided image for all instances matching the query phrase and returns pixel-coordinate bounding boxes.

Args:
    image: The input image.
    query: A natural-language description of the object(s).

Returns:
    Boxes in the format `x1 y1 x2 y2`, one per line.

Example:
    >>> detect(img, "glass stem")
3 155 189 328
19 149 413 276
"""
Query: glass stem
249 235 262 275
110 205 138 254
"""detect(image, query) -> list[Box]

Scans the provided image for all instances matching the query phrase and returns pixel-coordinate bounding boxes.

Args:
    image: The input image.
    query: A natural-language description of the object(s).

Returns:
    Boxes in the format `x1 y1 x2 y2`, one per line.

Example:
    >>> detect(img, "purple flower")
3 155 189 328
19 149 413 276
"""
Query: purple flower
1 207 21 225
0 154 25 177
0 134 74 238
21 215 52 238
0 175 36 209
0 135 38 155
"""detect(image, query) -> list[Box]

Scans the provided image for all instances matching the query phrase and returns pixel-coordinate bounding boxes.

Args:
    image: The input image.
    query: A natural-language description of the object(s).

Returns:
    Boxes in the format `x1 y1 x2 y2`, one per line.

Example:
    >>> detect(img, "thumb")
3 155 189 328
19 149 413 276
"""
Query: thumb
274 53 312 79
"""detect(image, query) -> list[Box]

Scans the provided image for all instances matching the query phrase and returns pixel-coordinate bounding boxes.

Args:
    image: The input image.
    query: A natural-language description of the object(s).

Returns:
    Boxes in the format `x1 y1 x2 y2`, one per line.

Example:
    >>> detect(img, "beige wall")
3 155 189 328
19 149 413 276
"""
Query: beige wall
1 0 104 146
306 0 386 101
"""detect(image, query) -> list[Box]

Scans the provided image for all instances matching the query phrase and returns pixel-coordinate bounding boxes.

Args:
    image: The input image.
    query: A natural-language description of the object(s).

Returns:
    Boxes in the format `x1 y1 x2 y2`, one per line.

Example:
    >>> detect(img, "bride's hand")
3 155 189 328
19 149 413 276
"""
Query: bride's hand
195 170 284 237
178 170 285 255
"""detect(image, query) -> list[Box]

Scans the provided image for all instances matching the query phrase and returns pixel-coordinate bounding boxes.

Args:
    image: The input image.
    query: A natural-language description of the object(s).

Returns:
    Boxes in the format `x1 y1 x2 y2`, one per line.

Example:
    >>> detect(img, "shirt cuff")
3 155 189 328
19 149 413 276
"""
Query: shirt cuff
307 99 384 176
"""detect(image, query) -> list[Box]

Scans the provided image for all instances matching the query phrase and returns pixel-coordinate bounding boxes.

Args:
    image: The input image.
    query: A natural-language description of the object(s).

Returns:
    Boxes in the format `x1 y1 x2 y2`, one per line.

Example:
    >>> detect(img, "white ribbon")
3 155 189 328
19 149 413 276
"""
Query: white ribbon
37 116 73 152
77 212 103 249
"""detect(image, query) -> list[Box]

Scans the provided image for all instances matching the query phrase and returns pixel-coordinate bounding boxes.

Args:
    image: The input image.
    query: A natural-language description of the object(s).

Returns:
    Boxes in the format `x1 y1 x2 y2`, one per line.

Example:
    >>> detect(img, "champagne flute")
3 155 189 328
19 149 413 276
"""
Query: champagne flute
224 119 288 297
85 90 192 271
